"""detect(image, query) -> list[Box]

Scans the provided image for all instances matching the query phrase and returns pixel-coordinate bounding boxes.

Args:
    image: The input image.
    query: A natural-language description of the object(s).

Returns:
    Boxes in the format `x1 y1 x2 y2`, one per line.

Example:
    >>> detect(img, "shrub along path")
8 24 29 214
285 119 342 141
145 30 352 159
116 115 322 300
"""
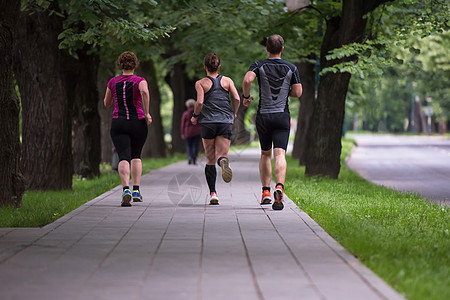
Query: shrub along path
0 148 403 300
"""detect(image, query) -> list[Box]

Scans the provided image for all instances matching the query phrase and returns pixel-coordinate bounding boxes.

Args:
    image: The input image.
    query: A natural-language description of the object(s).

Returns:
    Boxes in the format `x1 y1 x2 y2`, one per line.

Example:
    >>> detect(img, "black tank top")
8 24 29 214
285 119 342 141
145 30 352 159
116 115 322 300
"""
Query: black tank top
199 75 234 124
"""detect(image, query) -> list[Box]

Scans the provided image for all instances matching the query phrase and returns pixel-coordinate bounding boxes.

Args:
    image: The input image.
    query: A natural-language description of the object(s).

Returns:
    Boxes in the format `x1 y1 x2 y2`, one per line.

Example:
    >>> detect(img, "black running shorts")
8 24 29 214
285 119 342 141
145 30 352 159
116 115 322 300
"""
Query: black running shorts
110 118 148 162
256 111 290 151
201 123 232 140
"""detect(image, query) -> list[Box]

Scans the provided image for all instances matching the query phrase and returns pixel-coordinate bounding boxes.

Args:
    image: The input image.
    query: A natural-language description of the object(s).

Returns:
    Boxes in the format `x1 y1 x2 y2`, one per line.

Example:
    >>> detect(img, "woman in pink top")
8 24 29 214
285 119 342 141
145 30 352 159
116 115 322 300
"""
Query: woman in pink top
103 51 152 207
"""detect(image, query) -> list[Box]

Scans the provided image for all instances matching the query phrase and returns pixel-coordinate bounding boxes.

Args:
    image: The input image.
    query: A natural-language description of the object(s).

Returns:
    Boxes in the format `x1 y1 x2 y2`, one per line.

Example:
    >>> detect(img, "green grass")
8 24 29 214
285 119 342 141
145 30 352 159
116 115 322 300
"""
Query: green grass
0 154 184 227
285 139 450 300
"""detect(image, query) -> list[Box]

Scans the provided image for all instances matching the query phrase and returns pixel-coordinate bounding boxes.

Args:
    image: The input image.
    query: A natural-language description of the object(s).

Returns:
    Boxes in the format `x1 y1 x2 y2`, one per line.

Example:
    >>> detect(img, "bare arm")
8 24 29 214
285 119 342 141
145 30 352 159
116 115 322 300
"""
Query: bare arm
139 80 152 125
225 77 240 118
103 87 113 107
289 83 303 98
242 71 256 106
191 80 204 125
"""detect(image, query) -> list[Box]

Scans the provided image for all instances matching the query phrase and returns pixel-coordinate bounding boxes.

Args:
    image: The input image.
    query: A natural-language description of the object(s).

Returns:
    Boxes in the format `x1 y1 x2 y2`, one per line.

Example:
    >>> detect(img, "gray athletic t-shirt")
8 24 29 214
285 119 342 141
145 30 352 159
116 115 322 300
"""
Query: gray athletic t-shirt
248 58 301 114
199 75 234 124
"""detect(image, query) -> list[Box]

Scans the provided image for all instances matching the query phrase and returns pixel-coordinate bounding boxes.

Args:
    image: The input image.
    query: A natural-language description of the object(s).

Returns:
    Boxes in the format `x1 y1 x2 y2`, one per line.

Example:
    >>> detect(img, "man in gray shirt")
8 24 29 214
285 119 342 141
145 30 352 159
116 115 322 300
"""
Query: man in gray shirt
242 34 302 210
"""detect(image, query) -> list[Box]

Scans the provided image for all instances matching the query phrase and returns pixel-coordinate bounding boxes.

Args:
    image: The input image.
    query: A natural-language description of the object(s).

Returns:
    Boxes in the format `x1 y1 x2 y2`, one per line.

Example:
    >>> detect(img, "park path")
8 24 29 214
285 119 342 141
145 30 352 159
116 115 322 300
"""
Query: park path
0 148 404 300
347 134 450 206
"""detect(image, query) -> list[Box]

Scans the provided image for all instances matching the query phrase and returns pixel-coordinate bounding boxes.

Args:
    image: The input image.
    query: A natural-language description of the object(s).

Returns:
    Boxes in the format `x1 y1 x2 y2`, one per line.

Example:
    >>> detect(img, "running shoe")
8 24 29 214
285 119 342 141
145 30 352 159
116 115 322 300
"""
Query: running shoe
132 190 143 202
219 157 232 183
272 185 284 210
209 192 219 205
121 189 132 207
260 190 272 205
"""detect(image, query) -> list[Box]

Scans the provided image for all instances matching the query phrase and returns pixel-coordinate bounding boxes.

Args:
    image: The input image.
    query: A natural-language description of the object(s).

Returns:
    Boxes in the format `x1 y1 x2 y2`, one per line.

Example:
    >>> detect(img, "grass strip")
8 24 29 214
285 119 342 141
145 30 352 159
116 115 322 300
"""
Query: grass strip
0 154 184 228
285 139 450 300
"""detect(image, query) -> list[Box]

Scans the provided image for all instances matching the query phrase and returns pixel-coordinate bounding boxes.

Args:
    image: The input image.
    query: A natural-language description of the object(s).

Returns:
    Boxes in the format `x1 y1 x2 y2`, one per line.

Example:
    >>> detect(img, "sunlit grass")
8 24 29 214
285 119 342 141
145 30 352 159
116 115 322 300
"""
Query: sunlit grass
0 154 184 227
285 139 450 300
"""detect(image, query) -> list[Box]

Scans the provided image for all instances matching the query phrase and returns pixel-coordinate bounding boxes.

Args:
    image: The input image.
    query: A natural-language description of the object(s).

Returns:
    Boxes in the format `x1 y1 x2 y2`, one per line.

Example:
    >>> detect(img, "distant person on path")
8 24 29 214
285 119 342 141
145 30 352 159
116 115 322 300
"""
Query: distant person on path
181 99 202 165
242 35 302 210
104 51 152 207
191 53 240 205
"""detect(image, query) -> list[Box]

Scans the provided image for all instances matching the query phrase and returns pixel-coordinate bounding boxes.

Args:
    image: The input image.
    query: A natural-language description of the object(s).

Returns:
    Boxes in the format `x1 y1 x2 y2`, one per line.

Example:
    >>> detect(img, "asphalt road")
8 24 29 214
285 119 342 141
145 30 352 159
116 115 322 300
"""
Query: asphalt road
346 134 450 206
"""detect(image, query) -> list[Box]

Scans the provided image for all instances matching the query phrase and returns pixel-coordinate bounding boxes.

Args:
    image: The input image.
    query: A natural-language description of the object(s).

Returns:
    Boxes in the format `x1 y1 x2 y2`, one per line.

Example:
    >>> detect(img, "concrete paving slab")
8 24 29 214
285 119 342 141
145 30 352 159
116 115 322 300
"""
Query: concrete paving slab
0 147 405 300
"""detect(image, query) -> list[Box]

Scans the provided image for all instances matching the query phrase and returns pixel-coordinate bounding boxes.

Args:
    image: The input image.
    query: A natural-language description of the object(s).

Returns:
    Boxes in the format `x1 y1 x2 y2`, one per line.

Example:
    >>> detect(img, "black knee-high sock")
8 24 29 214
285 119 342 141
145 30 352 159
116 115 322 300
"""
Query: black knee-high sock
205 165 217 194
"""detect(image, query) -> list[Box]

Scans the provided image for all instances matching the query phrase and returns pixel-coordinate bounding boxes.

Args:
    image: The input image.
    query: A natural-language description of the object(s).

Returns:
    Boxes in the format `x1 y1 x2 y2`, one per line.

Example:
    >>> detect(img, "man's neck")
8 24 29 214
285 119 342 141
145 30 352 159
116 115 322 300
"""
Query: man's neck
268 53 282 59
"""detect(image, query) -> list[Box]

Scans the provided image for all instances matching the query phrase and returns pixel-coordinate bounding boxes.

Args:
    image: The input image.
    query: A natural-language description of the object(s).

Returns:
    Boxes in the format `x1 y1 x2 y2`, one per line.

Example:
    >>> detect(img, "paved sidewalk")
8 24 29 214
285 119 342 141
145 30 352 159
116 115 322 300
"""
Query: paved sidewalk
0 148 404 300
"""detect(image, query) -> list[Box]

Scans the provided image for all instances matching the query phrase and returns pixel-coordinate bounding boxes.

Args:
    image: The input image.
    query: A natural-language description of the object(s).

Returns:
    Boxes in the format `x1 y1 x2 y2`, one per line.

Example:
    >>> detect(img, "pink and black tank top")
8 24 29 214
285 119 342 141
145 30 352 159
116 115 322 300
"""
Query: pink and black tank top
107 75 146 120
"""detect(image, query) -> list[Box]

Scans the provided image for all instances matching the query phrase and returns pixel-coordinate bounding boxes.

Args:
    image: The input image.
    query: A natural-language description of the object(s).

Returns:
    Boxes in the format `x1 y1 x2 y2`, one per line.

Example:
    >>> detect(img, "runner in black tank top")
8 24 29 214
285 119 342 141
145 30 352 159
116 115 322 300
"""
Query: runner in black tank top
242 35 302 211
191 53 240 205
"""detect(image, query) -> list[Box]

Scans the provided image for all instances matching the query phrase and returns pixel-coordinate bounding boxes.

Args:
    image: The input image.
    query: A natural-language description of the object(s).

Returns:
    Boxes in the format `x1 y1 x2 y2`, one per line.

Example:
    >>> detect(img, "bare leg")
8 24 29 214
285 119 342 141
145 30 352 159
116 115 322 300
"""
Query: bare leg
131 158 142 186
214 136 231 162
259 149 272 187
118 160 130 187
202 138 216 165
215 136 232 183
273 148 286 185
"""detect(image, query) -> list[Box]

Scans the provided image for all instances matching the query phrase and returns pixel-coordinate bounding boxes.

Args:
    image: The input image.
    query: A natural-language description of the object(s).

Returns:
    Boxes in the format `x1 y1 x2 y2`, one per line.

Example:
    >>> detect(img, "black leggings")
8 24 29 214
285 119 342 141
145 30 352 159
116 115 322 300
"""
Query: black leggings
110 118 148 163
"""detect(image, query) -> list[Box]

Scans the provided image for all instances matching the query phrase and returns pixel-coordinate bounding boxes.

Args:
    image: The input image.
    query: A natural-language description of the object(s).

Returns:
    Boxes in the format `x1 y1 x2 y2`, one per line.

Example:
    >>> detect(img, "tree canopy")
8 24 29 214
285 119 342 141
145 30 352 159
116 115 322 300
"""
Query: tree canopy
3 0 450 206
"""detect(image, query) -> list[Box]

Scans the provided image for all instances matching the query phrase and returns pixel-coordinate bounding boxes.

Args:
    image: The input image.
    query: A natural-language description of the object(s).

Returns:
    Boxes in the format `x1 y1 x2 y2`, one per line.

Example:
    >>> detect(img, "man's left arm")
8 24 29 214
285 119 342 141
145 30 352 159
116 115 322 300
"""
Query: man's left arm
289 83 303 98
289 67 303 98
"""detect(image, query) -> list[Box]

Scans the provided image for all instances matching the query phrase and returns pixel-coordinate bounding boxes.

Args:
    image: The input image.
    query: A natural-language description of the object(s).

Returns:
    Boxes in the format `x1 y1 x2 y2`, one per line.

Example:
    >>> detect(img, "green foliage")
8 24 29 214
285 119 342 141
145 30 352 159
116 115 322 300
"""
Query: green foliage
321 0 449 75
346 67 414 132
58 0 175 55
339 0 450 130
286 139 450 300
22 0 175 58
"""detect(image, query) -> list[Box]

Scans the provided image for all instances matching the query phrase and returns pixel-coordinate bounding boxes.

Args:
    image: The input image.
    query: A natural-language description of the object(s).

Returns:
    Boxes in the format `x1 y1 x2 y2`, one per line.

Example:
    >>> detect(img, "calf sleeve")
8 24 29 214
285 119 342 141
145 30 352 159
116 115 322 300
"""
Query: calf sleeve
205 164 217 194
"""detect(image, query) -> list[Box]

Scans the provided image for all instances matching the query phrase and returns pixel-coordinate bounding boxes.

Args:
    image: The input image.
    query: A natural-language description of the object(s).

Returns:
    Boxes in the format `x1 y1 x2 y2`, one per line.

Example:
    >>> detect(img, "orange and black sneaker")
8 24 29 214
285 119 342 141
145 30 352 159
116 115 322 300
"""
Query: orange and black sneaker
272 185 284 210
261 190 272 205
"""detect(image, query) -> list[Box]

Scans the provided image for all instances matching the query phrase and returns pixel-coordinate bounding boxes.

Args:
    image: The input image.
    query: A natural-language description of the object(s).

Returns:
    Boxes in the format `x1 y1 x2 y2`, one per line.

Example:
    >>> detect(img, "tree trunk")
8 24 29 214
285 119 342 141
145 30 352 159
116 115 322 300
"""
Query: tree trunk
139 60 166 158
13 6 73 190
305 0 389 178
0 0 25 207
167 62 196 153
98 78 114 164
292 55 315 165
97 58 115 164
438 117 446 135
65 47 101 178
414 101 427 134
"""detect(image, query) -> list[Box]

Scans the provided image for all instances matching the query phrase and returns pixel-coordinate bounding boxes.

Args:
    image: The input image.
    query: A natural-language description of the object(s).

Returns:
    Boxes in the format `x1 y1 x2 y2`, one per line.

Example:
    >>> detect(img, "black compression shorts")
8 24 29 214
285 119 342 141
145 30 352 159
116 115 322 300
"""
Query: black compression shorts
201 123 232 140
256 111 290 151
110 118 148 162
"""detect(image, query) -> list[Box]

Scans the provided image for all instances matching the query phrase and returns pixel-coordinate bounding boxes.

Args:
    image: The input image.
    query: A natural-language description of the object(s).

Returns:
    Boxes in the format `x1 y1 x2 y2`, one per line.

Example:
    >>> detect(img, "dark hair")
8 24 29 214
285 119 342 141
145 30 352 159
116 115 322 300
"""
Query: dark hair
117 51 139 70
204 53 221 73
266 35 284 54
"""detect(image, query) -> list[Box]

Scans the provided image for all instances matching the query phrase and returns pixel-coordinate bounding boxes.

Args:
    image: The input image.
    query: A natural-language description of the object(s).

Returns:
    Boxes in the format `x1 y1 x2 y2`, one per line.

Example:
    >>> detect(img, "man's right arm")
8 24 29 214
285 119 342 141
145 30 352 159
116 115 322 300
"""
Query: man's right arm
242 71 256 106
